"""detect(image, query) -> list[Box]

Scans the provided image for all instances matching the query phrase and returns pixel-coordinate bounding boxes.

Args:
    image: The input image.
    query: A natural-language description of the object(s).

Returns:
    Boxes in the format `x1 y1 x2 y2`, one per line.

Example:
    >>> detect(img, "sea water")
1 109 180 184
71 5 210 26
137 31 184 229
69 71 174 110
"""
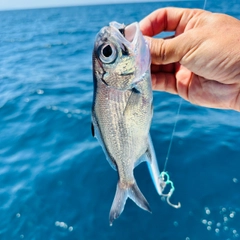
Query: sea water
0 1 240 239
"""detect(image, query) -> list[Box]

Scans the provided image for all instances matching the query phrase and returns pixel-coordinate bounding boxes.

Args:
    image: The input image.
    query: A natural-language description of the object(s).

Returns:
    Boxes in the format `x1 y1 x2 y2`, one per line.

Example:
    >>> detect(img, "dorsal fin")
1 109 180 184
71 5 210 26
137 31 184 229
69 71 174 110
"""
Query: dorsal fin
91 122 95 137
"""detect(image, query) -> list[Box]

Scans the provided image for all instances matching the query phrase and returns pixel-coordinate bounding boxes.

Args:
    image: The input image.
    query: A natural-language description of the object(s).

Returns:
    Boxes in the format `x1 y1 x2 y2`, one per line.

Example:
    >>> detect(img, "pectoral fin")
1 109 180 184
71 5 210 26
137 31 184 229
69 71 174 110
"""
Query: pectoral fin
123 87 141 116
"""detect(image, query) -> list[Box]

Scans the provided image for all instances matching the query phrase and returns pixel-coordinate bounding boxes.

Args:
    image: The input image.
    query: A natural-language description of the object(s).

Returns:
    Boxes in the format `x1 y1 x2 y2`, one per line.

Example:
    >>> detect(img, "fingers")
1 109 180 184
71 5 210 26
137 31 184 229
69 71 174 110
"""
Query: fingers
145 34 196 65
140 7 207 100
140 7 184 36
152 72 178 94
152 64 193 100
151 63 174 74
140 7 201 36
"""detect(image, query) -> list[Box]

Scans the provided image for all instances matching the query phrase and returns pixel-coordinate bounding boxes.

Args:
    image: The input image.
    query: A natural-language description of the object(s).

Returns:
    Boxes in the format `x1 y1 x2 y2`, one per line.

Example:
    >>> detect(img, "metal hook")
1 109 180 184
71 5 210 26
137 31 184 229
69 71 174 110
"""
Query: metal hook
159 172 181 209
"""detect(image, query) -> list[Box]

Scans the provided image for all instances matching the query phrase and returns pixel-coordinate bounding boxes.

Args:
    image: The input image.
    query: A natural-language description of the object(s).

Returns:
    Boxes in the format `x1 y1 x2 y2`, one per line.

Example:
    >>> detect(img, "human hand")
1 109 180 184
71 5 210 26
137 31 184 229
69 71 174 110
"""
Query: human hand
139 8 240 111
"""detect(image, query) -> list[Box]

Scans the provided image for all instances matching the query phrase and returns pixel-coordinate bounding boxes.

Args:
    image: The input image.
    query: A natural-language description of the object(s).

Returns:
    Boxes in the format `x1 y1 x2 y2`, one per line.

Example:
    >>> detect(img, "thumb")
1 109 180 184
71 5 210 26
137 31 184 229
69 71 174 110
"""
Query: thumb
145 34 193 65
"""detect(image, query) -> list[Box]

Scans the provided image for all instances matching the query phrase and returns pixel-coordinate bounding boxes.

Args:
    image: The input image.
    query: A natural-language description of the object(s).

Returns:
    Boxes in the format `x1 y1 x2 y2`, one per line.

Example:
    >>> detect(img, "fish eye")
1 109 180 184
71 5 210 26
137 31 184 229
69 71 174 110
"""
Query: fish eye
102 45 112 57
99 43 117 64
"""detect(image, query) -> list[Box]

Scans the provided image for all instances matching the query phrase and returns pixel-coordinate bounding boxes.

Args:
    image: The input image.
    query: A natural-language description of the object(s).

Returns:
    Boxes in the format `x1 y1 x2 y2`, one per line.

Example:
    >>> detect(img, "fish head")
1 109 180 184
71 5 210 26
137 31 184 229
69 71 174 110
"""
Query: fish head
93 21 150 90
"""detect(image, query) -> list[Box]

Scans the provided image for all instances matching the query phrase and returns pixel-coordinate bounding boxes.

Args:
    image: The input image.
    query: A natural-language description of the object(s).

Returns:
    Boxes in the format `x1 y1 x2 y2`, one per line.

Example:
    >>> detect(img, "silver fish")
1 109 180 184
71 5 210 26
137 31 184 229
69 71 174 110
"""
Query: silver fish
92 21 165 225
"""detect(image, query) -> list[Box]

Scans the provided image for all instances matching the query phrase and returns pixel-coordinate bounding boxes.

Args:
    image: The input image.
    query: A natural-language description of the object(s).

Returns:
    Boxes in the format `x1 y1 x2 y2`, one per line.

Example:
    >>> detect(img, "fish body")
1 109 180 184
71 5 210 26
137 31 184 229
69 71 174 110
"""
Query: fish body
92 22 164 225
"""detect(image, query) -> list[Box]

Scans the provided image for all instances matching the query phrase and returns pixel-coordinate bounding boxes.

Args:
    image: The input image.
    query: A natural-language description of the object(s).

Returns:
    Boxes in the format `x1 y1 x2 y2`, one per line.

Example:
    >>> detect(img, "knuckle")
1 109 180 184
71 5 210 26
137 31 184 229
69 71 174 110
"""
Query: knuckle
152 39 167 64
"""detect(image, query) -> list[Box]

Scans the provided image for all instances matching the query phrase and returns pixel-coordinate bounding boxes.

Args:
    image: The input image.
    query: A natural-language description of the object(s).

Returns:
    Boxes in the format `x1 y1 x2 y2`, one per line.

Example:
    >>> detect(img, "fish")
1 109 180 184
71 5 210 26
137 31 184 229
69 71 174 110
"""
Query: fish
91 21 166 226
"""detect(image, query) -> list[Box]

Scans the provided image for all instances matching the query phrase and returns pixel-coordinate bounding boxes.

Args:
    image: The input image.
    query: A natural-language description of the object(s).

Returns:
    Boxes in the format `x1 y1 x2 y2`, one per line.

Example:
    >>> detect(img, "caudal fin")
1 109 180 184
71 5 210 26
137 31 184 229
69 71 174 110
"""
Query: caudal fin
109 182 151 226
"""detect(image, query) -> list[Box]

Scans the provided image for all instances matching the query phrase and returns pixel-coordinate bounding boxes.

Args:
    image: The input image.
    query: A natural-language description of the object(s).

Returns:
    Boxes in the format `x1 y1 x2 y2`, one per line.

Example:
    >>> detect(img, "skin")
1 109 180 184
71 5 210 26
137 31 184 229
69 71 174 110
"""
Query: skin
139 7 240 111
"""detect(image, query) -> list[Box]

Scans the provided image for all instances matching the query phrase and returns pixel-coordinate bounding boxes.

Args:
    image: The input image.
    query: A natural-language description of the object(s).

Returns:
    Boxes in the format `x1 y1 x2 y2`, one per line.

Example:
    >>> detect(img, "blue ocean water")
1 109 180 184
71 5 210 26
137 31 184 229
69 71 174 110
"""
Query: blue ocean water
1 0 240 239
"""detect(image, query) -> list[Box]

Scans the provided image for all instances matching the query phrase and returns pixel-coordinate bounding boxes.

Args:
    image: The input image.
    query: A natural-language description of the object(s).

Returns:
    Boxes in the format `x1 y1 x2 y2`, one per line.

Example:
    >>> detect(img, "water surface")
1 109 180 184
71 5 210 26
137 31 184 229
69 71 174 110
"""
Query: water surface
0 1 240 239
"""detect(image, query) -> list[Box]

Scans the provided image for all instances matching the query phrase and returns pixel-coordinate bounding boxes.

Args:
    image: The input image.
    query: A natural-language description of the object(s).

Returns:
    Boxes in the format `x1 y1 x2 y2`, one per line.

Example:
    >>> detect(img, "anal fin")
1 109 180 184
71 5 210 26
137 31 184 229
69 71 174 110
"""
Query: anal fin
146 135 165 195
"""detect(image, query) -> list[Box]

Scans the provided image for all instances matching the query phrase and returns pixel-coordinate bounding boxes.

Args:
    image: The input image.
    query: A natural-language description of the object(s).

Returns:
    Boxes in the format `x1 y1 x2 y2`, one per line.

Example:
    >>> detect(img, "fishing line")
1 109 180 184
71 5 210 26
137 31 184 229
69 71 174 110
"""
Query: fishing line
163 98 183 172
159 98 182 209
202 0 207 10
159 0 207 208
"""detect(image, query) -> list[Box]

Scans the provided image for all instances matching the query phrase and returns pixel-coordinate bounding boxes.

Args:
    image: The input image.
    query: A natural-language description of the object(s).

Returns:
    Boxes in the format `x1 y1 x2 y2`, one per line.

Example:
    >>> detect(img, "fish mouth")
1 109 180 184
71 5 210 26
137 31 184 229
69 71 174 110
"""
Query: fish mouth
124 23 139 44
110 21 139 46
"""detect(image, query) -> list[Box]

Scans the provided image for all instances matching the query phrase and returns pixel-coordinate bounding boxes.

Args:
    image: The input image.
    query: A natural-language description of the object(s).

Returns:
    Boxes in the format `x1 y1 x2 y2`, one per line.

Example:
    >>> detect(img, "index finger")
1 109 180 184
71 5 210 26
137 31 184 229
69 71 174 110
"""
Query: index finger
139 7 201 36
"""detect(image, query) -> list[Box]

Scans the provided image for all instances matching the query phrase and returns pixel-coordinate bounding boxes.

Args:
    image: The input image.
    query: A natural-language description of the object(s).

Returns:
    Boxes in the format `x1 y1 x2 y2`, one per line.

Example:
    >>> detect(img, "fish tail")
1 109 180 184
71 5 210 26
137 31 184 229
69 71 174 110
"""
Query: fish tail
109 181 151 226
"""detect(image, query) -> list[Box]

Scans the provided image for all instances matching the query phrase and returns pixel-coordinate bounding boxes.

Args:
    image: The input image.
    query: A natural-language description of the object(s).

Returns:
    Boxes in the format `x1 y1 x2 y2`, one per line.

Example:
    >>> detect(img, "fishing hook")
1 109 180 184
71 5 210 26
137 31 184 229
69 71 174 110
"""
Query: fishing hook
159 172 181 209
